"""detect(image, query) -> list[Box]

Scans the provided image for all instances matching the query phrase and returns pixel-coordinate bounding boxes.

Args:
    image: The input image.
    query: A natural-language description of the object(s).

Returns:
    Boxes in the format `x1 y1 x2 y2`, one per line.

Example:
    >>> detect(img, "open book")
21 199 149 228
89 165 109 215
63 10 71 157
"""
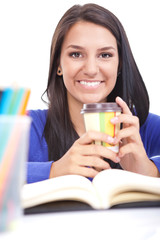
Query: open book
21 169 160 211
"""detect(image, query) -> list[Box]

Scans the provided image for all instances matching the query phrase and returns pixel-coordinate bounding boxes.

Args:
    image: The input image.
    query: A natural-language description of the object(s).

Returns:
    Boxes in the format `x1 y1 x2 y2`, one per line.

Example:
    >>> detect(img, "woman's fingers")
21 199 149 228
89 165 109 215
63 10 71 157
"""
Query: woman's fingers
116 96 132 115
73 155 112 178
113 126 141 144
111 97 140 146
56 130 120 179
62 147 111 178
74 165 101 178
78 130 115 145
79 155 111 170
111 114 139 129
118 142 143 158
74 137 119 164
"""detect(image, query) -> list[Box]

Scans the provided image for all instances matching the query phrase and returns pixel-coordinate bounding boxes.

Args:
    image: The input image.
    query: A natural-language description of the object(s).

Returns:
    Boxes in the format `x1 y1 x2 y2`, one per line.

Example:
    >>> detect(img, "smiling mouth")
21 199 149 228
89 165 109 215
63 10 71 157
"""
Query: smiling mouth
78 80 102 87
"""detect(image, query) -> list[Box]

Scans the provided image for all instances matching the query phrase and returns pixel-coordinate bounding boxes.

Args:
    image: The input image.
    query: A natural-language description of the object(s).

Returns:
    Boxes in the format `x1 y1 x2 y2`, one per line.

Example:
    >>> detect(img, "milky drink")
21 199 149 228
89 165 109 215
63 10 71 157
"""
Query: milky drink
81 103 122 153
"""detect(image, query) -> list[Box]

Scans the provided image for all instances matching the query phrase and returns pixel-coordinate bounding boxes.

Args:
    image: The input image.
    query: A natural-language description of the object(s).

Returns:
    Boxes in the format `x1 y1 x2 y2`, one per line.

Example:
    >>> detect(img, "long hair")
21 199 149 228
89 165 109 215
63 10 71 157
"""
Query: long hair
42 3 149 161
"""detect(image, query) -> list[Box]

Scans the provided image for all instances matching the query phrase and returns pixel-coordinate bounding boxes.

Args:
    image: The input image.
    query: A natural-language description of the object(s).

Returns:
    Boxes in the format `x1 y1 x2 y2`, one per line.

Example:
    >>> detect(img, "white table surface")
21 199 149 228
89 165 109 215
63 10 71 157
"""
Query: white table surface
1 208 160 240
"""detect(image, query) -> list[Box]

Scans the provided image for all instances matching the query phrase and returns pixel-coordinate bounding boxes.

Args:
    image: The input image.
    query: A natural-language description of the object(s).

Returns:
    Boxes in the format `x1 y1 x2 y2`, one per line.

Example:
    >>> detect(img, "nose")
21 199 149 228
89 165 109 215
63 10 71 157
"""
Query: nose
83 57 99 77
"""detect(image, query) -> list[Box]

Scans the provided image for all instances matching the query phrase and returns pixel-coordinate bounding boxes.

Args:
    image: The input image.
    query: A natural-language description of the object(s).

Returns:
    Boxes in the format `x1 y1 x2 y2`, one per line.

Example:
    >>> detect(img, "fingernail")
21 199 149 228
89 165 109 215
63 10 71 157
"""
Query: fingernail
107 136 114 144
117 96 123 103
113 137 118 144
110 117 119 124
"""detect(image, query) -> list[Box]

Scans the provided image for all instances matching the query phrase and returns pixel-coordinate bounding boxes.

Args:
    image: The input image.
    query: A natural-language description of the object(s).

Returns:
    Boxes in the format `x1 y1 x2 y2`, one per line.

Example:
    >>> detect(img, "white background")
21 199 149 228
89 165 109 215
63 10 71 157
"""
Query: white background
0 0 160 115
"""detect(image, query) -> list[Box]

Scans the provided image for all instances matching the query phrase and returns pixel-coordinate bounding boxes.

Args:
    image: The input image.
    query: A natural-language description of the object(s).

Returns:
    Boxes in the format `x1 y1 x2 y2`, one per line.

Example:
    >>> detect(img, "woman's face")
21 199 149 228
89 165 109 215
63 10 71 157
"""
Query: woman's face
59 21 119 106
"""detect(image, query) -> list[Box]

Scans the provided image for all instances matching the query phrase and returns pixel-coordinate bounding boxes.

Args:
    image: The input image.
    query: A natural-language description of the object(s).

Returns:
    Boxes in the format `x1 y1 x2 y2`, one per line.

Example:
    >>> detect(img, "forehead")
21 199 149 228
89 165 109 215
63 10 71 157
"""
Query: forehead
62 21 117 49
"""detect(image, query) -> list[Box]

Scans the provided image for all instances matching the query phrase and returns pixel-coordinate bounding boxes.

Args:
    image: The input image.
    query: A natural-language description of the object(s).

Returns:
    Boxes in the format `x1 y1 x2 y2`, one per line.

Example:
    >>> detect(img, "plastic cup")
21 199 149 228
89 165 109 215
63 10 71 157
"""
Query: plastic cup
0 116 31 232
81 103 122 153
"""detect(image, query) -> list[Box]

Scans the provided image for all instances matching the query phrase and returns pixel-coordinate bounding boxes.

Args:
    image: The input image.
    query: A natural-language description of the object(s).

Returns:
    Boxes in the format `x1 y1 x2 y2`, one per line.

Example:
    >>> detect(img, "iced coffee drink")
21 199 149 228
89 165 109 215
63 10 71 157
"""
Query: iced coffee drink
81 103 122 153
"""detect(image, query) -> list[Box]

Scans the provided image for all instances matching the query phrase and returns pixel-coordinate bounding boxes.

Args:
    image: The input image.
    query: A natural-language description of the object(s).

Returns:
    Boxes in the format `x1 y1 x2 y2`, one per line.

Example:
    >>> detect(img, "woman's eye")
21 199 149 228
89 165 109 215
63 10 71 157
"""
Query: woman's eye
70 52 82 58
100 53 112 58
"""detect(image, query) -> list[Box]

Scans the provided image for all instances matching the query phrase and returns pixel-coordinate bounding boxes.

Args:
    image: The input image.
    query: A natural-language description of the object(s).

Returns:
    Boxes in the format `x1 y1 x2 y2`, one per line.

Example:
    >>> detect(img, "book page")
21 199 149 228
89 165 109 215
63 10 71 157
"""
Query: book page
92 169 160 208
21 174 101 209
110 191 160 206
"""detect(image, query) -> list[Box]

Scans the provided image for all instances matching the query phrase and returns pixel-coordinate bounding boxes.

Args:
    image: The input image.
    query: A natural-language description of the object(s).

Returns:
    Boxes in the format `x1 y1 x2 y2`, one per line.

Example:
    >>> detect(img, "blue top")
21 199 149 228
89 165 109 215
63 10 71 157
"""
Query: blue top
27 110 160 183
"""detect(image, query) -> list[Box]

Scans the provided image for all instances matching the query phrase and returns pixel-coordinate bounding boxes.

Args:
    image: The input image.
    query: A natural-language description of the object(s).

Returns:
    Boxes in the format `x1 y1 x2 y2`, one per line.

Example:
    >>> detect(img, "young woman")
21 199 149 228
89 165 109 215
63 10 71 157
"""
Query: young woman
27 3 160 183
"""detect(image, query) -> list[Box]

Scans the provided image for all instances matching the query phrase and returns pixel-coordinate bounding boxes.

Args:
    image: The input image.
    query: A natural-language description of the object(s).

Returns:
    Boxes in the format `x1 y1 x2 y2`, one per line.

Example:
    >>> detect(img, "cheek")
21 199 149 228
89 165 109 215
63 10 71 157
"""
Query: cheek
61 60 78 78
104 64 118 81
103 65 118 92
62 66 75 90
62 64 82 87
62 63 72 77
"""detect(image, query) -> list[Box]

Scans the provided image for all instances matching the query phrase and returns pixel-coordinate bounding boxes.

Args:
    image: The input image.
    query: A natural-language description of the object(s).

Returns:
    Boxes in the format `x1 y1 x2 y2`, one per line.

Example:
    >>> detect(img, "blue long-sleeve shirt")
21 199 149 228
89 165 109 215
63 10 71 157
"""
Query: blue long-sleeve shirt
27 110 160 183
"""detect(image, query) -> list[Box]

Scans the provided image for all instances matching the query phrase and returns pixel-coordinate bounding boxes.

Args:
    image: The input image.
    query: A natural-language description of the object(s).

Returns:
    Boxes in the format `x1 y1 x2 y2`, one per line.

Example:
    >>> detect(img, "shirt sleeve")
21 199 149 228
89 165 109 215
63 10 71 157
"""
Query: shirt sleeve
150 156 160 172
27 109 53 183
26 161 53 183
140 113 160 172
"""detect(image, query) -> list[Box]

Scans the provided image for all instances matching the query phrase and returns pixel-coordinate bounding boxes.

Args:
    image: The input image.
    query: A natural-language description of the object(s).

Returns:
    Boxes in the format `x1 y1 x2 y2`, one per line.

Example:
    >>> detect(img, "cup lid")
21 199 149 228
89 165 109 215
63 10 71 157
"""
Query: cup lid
81 102 122 114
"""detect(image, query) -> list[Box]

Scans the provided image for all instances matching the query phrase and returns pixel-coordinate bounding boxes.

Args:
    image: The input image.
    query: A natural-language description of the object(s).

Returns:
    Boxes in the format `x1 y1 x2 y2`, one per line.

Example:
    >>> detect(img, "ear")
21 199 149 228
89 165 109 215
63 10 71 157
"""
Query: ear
57 66 63 76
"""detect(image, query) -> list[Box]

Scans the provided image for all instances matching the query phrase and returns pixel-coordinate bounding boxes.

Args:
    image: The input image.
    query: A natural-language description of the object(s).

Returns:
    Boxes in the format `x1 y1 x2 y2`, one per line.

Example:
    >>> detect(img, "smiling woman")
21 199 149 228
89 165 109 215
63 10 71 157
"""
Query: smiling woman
27 3 160 184
58 21 119 105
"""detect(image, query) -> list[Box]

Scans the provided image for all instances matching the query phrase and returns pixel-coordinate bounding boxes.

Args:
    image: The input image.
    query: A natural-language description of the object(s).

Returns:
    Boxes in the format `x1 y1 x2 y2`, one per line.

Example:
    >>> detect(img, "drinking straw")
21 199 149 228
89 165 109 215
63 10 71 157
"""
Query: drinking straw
18 89 31 115
0 87 31 115
0 119 21 209
9 88 25 115
0 120 22 231
7 88 20 115
0 88 14 114
0 89 3 103
0 85 31 231
0 88 30 163
0 118 14 163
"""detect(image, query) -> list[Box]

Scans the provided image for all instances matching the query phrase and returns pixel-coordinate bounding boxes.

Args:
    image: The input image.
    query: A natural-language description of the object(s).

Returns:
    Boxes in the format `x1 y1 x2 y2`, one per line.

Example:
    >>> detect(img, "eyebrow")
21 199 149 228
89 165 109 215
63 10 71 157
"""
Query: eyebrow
66 45 116 51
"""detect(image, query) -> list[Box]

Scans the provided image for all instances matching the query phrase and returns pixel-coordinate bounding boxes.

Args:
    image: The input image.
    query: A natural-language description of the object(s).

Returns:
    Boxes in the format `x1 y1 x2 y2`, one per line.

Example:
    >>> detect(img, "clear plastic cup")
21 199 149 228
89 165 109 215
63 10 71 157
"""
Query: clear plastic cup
0 116 31 232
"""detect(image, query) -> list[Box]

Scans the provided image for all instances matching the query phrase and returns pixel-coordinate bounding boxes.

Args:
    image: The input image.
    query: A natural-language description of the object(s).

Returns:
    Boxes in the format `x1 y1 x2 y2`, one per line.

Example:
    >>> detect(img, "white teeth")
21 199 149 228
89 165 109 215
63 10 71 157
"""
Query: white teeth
80 81 100 87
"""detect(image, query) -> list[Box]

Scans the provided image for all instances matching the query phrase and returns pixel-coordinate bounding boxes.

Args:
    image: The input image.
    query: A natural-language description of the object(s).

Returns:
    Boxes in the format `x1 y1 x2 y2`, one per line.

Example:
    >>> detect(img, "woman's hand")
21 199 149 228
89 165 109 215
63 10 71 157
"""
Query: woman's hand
111 97 160 177
49 131 120 179
50 96 160 179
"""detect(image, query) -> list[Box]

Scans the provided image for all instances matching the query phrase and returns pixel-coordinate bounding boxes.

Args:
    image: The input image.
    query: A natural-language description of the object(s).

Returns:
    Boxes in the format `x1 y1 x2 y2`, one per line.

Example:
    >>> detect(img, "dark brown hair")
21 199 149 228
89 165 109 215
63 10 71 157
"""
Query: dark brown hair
42 3 149 161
